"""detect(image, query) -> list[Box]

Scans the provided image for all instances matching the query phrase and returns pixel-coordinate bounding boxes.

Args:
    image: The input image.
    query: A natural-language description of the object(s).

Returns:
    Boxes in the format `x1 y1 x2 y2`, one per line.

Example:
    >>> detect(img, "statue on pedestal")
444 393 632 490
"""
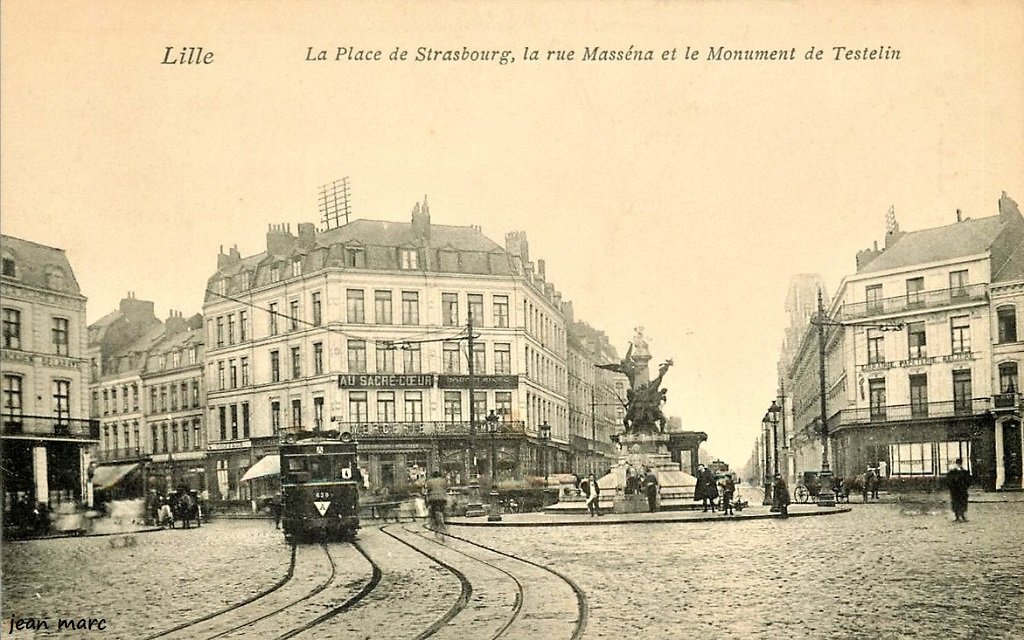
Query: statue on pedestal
597 328 673 437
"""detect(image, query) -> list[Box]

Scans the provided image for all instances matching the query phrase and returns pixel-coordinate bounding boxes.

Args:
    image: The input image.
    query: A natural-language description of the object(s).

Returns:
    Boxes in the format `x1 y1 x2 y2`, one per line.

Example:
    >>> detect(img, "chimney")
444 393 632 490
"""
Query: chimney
266 223 297 255
119 294 156 321
412 196 431 241
217 244 242 269
297 222 316 249
537 259 546 281
999 191 1021 223
165 310 187 335
504 231 530 262
956 208 963 222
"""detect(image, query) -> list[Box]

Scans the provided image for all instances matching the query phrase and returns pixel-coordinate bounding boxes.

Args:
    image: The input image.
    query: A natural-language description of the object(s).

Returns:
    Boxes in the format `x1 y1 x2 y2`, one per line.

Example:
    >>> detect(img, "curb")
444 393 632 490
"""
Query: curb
449 507 853 527
6 526 163 542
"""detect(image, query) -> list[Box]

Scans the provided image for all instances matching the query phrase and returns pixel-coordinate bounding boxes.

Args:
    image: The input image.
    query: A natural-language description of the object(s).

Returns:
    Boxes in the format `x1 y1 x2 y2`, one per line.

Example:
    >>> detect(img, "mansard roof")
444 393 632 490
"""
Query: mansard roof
857 215 1006 273
0 234 82 295
317 219 503 252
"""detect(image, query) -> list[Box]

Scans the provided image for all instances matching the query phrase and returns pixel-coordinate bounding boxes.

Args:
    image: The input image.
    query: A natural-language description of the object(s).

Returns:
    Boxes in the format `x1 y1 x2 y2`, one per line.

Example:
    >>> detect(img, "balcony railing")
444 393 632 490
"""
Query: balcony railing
335 420 527 438
837 398 991 425
94 447 150 462
993 393 1020 410
840 283 987 320
2 414 100 440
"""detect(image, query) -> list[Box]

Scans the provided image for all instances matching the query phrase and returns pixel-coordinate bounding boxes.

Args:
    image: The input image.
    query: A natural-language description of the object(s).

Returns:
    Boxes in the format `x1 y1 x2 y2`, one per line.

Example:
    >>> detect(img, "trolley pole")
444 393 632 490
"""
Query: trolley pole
816 288 835 507
467 312 476 483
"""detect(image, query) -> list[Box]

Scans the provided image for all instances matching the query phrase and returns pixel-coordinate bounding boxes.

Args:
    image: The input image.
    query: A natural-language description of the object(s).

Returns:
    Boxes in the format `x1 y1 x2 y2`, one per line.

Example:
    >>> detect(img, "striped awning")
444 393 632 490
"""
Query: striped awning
91 463 140 489
241 455 280 482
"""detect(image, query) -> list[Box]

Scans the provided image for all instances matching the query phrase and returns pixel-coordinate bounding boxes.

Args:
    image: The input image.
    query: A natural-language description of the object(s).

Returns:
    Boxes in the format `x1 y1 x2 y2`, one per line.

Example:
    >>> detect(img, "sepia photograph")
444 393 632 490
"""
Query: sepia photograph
1 1 1023 638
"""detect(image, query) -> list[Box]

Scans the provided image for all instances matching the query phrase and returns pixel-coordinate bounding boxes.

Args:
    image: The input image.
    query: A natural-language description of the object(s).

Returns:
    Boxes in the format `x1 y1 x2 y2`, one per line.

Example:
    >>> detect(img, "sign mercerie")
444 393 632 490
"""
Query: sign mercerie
337 373 435 389
438 374 519 389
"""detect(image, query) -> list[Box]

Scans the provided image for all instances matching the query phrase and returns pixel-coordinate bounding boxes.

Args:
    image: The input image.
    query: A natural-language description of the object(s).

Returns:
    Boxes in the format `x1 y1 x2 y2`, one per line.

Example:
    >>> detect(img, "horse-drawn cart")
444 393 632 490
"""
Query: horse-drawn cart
793 471 850 504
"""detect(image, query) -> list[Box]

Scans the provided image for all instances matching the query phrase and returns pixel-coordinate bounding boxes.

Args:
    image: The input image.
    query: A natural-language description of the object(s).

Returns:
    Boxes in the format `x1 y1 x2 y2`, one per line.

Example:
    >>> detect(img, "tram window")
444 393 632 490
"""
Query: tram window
308 460 321 474
287 458 306 471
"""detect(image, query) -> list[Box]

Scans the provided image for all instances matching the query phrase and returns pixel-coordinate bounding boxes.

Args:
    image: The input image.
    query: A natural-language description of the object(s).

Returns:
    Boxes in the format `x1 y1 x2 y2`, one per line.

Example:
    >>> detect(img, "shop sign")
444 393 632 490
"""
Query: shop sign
337 373 435 388
438 374 519 389
208 439 251 451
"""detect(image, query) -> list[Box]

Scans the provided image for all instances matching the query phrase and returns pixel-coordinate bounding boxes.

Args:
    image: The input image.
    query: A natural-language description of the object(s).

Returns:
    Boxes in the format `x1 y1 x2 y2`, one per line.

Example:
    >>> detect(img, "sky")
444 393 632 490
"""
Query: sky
2 1 1023 469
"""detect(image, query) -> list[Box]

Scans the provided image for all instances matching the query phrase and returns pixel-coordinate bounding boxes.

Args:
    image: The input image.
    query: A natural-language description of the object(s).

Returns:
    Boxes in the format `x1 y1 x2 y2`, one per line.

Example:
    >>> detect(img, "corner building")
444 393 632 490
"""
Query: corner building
203 199 574 496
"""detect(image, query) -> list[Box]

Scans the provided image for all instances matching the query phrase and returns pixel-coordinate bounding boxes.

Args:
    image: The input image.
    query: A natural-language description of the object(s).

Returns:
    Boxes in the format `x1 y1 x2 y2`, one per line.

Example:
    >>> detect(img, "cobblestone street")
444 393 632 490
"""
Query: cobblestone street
2 503 1023 639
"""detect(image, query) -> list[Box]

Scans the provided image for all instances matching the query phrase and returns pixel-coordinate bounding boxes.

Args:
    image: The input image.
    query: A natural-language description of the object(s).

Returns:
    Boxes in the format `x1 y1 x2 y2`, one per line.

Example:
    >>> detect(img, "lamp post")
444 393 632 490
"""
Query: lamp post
767 400 781 511
486 410 499 481
539 422 551 484
762 413 773 505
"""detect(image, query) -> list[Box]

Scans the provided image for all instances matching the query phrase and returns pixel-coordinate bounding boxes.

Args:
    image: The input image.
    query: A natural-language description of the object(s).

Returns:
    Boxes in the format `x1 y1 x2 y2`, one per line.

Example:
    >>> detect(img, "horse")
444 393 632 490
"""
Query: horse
171 491 200 529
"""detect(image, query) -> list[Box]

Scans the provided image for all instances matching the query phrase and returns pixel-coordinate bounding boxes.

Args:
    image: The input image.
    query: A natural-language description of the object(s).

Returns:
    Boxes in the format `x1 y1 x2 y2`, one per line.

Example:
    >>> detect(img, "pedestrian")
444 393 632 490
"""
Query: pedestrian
869 468 880 500
643 467 659 513
773 474 790 517
703 467 719 512
270 493 282 529
720 474 735 516
585 473 602 517
862 467 873 503
946 458 971 522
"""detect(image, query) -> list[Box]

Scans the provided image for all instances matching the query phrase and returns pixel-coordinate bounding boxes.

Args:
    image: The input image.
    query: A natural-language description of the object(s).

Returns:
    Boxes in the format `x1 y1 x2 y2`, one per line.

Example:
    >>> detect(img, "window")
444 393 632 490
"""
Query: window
376 343 395 373
443 391 462 422
181 422 189 450
472 342 486 373
401 291 419 325
2 375 22 425
311 292 322 327
889 442 933 476
189 346 198 365
1 257 15 277
111 388 118 414
403 343 422 374
313 342 324 375
53 380 70 422
132 385 139 411
997 306 1018 343
909 374 928 417
172 351 181 368
150 388 157 413
228 404 238 439
3 308 21 349
171 423 178 452
52 317 69 355
906 277 924 308
270 350 280 382
377 391 396 422
468 294 484 325
866 284 883 312
949 316 970 354
937 441 971 473
999 362 1019 394
241 357 250 386
472 391 487 421
242 402 250 438
868 379 886 420
953 370 972 414
345 247 364 267
291 399 302 429
216 317 225 346
495 391 512 417
291 258 302 277
239 310 248 341
229 359 238 388
270 265 281 283
179 383 187 409
866 330 884 365
949 270 969 297
443 342 461 373
404 391 423 421
290 300 300 331
162 424 170 452
218 361 226 390
218 407 227 441
400 248 419 270
170 384 178 410
347 290 365 323
191 381 199 407
907 321 927 359
313 396 324 431
227 315 236 344
291 346 301 378
269 303 279 335
348 392 368 422
375 290 393 324
493 295 509 328
271 401 281 434
347 340 367 373
494 343 512 374
442 293 459 326
160 387 167 412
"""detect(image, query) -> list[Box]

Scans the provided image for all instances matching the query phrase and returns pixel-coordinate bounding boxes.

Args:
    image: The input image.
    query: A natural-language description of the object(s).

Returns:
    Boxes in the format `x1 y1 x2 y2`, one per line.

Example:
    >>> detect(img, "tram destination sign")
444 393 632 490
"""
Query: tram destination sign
337 373 435 389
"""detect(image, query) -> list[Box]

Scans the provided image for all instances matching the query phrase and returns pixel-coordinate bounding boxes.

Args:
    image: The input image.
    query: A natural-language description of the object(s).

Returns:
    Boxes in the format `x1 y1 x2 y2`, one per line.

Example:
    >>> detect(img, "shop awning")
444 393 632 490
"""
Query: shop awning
92 463 140 490
241 455 280 482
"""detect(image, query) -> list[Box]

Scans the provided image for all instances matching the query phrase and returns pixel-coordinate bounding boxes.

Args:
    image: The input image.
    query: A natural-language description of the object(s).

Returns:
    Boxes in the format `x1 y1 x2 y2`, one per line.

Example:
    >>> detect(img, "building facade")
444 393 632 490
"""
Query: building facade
1 235 97 515
567 319 625 476
785 193 1024 491
202 200 592 496
989 233 1024 490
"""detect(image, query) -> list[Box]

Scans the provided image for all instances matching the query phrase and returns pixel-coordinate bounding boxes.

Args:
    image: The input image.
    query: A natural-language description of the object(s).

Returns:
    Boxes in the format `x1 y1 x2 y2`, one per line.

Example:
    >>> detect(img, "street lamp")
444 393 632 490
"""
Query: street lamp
539 422 551 484
766 400 781 511
486 410 500 480
762 413 773 505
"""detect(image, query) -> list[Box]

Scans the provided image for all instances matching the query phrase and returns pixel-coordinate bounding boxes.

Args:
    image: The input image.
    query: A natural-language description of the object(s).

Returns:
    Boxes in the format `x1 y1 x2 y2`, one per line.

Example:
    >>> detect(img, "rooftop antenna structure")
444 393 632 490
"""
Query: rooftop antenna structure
319 177 352 230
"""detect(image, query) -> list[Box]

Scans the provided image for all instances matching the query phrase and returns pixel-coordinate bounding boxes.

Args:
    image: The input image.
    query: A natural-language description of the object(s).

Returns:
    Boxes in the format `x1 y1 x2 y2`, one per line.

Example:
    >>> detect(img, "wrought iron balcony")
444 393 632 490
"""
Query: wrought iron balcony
2 414 100 440
840 283 987 320
836 398 991 426
334 420 527 438
993 392 1020 410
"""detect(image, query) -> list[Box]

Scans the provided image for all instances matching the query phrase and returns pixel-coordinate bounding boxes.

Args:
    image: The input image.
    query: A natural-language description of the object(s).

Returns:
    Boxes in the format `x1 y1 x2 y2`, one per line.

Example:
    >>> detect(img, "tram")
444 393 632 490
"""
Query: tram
280 430 361 541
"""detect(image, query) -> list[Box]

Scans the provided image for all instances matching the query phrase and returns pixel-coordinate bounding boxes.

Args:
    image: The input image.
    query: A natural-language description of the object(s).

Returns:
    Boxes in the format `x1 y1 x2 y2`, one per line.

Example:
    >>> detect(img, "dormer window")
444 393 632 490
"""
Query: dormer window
400 248 418 270
45 266 64 291
345 247 365 268
270 265 281 283
1 257 15 278
213 279 227 296
291 258 303 277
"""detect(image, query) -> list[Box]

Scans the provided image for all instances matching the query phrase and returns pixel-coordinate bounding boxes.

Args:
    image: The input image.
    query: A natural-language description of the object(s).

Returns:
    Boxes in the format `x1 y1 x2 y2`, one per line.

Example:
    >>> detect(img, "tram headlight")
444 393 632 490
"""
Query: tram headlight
339 431 353 442
284 433 297 444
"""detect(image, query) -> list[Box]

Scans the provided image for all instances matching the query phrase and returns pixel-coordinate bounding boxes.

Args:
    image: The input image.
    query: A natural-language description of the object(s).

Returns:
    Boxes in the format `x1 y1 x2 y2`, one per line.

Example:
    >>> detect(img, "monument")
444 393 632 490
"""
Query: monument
594 328 697 512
